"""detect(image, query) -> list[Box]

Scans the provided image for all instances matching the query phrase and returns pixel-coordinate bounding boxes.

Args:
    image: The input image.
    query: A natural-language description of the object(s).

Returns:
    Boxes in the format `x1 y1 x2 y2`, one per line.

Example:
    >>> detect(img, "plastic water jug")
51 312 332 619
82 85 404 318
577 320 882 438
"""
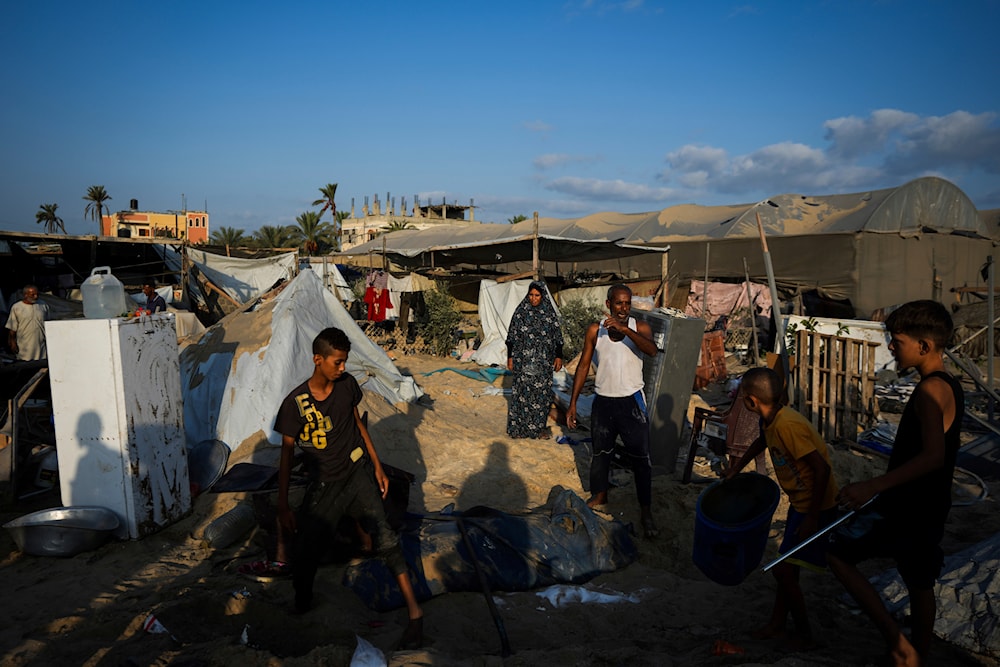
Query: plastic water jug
202 503 257 549
82 266 129 318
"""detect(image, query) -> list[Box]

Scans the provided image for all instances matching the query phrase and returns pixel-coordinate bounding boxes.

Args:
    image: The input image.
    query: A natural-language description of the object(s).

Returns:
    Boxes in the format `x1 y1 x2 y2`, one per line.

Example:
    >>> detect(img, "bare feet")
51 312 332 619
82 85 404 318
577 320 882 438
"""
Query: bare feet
888 634 921 667
586 492 608 509
780 633 820 652
640 506 660 538
750 623 786 640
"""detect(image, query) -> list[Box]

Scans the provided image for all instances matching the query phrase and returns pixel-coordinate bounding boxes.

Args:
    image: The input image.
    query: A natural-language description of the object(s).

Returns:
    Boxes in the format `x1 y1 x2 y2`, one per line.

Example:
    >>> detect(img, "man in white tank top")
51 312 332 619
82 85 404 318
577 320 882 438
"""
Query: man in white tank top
567 284 660 538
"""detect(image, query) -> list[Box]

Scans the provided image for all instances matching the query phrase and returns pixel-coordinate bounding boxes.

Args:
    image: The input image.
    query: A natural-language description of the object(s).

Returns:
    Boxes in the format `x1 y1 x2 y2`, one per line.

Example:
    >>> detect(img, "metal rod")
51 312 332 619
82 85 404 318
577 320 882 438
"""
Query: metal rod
761 495 878 573
457 517 512 657
989 255 995 422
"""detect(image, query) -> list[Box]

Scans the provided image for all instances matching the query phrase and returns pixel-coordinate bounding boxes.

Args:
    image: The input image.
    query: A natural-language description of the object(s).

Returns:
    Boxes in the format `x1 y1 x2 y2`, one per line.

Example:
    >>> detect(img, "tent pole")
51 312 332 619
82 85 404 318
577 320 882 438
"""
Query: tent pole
532 211 539 280
756 211 789 381
744 257 760 366
660 250 669 307
989 255 995 421
181 242 189 306
702 243 710 322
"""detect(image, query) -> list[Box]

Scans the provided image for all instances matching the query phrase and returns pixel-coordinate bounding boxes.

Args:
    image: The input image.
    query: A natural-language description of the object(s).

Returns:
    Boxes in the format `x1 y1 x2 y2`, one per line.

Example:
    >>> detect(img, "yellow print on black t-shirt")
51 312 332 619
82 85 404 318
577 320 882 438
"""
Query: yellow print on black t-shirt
294 393 334 449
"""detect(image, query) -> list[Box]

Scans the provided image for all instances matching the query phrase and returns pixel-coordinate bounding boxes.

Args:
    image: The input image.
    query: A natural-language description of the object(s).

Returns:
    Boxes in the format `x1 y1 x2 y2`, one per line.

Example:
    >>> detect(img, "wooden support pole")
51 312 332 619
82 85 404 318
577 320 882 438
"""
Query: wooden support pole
702 243 710 322
532 211 539 280
743 257 759 365
757 211 788 384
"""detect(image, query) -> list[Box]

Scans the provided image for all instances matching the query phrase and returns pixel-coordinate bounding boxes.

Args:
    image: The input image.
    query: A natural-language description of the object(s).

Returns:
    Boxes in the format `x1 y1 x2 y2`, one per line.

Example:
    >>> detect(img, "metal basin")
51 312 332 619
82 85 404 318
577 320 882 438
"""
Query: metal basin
187 439 230 495
3 506 120 557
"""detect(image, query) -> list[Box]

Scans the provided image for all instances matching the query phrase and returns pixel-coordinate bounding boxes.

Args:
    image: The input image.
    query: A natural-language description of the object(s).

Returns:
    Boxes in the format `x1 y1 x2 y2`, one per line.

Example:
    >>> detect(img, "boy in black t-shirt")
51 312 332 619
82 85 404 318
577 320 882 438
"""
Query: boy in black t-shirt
275 327 423 649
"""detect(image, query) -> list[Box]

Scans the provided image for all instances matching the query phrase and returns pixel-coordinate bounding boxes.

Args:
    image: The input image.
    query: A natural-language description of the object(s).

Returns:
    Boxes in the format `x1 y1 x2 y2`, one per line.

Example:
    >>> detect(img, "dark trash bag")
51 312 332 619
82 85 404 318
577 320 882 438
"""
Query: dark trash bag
343 489 638 611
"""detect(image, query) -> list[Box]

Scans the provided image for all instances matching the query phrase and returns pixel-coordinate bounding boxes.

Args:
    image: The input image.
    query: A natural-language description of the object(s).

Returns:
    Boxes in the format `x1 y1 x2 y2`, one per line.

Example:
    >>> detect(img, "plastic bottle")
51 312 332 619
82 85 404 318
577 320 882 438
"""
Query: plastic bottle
82 266 130 318
34 447 59 488
202 503 257 549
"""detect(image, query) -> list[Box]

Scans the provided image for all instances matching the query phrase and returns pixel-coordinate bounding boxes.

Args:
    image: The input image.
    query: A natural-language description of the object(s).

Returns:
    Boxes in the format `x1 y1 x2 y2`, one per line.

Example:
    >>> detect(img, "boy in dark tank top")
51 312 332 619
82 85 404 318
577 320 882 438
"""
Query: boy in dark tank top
828 300 964 667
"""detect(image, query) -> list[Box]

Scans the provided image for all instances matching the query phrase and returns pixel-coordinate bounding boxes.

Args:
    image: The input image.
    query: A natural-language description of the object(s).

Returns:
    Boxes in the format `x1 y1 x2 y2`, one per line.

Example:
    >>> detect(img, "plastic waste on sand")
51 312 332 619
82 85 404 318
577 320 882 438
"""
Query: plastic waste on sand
203 504 257 549
351 634 387 667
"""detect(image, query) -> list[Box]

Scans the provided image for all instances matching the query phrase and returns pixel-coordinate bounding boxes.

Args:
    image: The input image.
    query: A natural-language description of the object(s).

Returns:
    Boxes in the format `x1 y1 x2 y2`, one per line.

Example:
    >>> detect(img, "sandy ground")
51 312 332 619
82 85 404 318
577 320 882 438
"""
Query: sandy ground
1 352 998 667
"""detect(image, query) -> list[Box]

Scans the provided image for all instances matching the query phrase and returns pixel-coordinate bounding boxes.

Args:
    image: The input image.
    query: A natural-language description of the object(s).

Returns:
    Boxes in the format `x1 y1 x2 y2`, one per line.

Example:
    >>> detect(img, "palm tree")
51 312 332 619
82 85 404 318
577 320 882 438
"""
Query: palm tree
252 224 293 249
311 183 340 251
83 185 112 235
35 203 66 234
508 214 528 225
209 226 247 247
290 211 336 256
383 219 412 233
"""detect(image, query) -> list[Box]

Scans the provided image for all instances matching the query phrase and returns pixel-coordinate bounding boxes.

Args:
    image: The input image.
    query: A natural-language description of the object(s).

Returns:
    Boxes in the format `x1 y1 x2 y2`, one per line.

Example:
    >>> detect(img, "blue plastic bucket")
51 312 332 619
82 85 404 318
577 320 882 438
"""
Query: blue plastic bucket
693 473 780 585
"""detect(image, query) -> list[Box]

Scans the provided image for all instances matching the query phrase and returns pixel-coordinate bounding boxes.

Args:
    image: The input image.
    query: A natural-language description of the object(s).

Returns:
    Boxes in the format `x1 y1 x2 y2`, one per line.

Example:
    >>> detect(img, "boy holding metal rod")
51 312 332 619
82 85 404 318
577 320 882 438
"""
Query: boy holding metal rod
725 367 840 651
827 301 964 667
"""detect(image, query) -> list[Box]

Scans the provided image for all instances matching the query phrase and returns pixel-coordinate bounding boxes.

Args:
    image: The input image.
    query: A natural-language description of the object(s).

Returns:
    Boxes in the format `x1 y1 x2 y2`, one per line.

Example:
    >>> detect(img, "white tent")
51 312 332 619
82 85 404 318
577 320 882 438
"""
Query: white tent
470 279 560 367
179 269 423 453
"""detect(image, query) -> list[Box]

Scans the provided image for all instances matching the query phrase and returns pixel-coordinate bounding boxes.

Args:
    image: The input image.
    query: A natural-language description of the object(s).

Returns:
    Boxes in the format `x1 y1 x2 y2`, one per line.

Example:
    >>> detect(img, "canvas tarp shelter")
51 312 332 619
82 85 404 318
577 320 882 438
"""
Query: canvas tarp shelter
179 269 423 454
334 218 669 268
159 245 298 309
334 178 995 318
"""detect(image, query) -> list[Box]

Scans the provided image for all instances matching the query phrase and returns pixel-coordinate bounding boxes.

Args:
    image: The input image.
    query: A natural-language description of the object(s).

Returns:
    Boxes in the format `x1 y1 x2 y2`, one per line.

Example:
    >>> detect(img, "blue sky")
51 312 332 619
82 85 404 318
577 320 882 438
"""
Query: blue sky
2 1 998 237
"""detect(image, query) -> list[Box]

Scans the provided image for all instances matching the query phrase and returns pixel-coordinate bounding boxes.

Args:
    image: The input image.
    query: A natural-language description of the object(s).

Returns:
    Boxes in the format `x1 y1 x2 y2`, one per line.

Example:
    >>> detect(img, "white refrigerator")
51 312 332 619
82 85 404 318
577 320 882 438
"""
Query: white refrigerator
46 314 191 539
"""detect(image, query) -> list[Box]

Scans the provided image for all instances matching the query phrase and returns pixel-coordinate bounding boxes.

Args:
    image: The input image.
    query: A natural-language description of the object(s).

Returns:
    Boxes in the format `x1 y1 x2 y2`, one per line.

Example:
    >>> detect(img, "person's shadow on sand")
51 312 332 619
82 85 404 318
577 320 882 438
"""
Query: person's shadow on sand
455 440 526 514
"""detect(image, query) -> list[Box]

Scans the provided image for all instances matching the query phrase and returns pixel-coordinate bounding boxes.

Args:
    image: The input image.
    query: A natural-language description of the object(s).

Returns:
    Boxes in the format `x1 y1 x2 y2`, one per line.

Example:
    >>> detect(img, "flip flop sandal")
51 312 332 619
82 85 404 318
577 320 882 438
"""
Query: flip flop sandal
238 560 291 582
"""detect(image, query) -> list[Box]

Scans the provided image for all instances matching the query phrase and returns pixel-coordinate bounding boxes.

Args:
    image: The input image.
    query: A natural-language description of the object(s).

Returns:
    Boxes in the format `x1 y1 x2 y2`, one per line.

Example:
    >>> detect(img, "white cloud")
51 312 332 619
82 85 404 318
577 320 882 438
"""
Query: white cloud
566 0 646 14
523 120 553 133
885 110 1000 175
533 153 601 169
824 109 918 160
546 176 676 201
661 109 999 198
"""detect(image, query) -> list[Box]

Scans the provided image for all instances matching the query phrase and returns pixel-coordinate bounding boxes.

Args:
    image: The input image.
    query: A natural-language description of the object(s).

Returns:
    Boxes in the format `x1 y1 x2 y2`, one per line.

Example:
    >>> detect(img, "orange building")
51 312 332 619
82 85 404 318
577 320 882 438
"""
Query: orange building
101 200 209 243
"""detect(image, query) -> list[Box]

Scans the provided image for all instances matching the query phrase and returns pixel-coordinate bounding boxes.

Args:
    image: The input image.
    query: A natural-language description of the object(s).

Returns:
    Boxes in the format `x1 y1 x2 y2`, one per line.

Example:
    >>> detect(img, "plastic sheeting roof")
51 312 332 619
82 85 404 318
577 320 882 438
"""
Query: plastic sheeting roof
334 177 989 267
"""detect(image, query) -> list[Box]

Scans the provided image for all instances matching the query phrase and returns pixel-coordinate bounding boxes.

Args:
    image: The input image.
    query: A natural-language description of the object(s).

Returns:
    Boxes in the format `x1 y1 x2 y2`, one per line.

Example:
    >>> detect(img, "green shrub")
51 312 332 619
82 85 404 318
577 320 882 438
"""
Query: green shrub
420 284 462 356
559 298 604 361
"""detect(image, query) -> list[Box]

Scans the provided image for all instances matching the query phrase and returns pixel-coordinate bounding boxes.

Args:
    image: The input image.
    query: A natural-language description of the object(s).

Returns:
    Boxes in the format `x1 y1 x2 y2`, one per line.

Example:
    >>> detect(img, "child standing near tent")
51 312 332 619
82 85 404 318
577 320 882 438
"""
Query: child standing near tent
827 300 964 667
274 326 423 650
725 367 839 651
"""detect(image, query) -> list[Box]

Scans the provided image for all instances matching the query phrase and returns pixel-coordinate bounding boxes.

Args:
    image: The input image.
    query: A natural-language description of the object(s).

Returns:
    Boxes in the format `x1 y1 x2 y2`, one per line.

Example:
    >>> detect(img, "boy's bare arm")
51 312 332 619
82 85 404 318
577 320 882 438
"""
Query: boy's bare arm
838 377 954 509
277 435 296 532
724 434 767 479
356 407 389 498
799 450 831 537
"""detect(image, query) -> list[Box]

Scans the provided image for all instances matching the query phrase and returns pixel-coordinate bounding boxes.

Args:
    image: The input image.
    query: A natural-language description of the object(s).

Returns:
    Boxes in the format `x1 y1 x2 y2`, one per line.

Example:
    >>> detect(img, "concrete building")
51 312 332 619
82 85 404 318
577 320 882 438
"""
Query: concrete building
101 199 209 243
340 192 476 251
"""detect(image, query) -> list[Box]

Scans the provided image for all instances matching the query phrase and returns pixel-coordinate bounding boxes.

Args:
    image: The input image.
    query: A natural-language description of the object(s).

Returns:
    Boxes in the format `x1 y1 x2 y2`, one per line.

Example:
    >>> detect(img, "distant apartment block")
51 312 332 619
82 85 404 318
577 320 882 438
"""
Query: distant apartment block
101 199 209 243
340 193 476 251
